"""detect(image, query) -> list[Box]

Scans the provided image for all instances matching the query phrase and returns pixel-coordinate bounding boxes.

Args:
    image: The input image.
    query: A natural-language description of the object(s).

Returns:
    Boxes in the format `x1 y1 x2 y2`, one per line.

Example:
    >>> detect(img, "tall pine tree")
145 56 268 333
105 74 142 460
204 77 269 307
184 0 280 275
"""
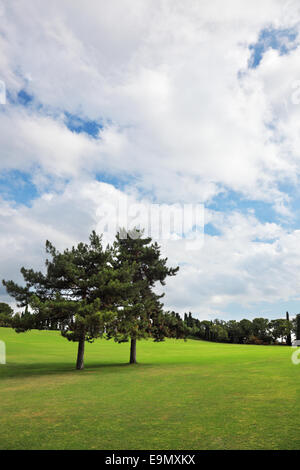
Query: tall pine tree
3 232 133 370
109 228 182 363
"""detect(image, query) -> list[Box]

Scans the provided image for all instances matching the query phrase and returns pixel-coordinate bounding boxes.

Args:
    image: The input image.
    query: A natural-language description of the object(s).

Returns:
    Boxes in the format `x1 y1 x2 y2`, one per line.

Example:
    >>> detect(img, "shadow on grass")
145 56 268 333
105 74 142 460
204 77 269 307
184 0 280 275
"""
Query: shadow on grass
0 361 155 379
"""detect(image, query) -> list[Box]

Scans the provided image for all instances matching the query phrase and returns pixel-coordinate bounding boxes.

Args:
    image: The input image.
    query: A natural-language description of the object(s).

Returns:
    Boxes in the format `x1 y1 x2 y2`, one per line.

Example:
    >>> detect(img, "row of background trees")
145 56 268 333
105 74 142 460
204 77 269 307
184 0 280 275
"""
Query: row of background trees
183 312 300 345
2 303 298 347
3 304 298 346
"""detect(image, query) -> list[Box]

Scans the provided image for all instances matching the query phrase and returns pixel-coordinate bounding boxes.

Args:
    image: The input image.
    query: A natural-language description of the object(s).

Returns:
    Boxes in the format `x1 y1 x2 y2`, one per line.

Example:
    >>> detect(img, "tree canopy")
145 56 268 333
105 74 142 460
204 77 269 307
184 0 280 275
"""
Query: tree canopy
3 232 134 369
3 229 186 368
107 228 184 363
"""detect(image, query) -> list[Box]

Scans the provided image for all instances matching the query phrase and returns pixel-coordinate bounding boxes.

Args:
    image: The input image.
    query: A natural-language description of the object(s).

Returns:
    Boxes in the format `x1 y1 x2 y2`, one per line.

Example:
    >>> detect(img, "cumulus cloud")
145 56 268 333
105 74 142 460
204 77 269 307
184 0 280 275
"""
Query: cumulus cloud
0 179 299 319
1 0 300 202
1 1 300 318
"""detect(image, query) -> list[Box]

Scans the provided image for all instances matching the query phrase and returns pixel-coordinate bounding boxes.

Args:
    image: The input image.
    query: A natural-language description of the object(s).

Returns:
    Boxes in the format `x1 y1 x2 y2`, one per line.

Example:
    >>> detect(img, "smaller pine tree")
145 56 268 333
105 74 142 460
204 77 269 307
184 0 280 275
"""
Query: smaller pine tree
3 232 134 370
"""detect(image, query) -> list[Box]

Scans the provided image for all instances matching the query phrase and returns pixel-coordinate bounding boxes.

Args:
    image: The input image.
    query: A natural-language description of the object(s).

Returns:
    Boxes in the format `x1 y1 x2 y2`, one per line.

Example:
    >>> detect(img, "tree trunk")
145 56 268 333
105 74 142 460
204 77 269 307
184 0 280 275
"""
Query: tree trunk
286 311 292 346
76 336 85 370
130 338 137 364
297 314 300 341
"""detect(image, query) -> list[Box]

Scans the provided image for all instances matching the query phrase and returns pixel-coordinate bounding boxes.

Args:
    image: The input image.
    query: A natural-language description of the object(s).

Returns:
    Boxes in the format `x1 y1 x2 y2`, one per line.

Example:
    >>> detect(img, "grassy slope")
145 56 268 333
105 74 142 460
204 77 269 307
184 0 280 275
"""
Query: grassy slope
0 327 299 450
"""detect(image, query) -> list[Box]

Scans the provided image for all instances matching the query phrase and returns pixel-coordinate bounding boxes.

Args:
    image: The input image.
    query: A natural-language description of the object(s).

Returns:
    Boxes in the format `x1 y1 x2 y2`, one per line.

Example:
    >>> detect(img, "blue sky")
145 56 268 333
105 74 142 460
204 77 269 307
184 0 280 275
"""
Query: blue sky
249 27 298 68
1 1 300 319
0 170 38 206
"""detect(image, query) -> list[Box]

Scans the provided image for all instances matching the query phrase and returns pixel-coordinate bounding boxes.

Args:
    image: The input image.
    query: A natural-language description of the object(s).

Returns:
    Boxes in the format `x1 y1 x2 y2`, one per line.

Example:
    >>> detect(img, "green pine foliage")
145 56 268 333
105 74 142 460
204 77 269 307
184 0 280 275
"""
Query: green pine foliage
3 232 134 369
107 228 185 363
2 229 186 368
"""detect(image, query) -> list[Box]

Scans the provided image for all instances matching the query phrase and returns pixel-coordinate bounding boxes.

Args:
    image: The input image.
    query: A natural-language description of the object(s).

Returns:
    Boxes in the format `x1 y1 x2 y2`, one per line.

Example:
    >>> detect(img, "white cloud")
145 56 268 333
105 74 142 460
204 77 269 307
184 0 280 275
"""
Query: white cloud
1 1 300 317
0 180 300 319
1 0 300 205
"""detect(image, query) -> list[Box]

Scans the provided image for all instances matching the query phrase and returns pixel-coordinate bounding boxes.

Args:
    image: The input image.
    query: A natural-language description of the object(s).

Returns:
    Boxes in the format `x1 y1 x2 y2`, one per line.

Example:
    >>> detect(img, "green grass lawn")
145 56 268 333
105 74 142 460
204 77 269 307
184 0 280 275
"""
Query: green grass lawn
0 327 299 450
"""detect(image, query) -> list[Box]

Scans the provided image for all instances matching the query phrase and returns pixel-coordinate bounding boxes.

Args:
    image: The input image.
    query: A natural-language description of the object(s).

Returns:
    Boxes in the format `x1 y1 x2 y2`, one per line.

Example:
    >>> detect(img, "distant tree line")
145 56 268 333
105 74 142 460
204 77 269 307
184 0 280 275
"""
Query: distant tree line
183 312 300 345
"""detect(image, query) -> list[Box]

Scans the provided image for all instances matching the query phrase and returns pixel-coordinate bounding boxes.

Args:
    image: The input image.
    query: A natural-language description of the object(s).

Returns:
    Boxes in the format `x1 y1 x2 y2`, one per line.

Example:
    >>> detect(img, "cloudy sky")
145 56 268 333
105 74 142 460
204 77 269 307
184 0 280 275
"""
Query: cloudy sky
1 0 300 319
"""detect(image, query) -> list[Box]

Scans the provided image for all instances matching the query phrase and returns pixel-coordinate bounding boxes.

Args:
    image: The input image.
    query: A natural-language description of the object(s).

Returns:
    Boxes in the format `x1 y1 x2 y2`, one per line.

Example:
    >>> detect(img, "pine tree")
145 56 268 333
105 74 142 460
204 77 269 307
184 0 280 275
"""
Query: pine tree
3 232 133 370
109 228 181 363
